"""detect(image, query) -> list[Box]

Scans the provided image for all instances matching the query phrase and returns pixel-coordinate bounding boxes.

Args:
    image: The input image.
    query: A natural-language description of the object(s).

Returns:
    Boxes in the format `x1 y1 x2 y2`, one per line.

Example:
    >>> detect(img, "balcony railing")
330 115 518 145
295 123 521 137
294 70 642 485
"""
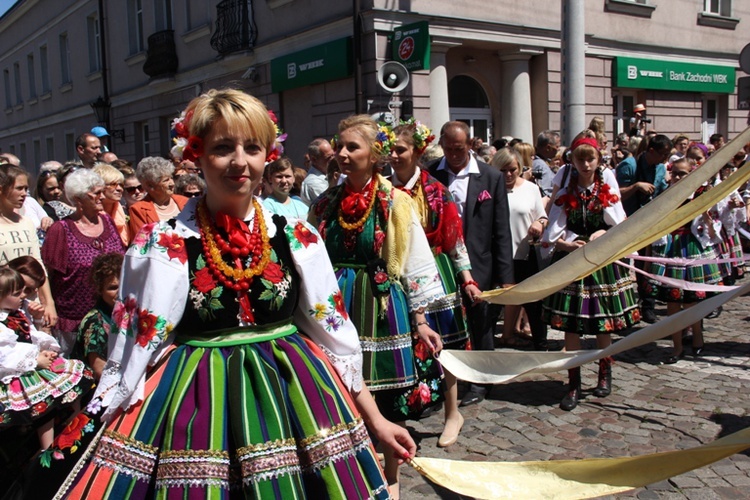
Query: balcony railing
210 0 257 55
143 30 178 79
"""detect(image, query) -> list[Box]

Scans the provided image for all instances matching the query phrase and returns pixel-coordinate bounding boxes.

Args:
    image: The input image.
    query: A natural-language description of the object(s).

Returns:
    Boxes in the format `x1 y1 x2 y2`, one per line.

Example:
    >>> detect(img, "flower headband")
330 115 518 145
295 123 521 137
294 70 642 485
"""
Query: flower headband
373 124 396 157
170 108 287 163
402 117 435 155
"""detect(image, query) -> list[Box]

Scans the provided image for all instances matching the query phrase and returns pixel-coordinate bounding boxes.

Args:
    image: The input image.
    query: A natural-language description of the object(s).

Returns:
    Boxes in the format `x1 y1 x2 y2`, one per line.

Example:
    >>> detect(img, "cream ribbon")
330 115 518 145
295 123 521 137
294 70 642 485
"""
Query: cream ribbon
440 280 750 384
411 426 750 499
482 126 750 305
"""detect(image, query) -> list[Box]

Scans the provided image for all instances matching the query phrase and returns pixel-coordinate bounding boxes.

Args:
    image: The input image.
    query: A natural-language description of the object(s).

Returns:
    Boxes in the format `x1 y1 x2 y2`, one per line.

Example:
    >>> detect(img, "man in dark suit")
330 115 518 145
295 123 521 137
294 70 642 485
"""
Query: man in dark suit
429 121 514 407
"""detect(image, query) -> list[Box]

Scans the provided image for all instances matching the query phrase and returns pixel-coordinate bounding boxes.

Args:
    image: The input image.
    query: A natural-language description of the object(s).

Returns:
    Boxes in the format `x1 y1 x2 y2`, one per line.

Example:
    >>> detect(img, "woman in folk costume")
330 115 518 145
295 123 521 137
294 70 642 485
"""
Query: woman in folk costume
309 115 445 498
387 119 483 448
64 89 415 499
645 158 724 363
542 131 640 411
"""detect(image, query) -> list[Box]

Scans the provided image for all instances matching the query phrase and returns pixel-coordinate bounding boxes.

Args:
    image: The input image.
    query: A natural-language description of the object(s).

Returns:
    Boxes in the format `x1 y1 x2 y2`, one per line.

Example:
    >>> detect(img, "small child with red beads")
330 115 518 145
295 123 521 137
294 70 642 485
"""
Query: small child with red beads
0 267 93 450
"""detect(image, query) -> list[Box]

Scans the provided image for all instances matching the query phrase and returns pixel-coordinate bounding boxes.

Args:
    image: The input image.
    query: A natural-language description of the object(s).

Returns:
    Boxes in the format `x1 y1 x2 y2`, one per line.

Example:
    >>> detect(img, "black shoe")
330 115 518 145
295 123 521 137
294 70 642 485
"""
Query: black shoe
642 308 657 324
663 351 685 364
706 307 723 319
459 390 485 407
560 386 581 411
693 344 705 356
593 358 612 398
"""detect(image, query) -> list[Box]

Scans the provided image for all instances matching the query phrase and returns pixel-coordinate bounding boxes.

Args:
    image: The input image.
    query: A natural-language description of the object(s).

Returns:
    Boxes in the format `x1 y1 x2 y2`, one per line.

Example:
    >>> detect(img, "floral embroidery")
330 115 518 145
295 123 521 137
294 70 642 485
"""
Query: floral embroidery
292 221 318 248
308 290 349 331
258 250 292 311
190 255 224 321
39 413 96 468
132 222 158 253
113 296 138 333
158 232 188 264
135 309 166 348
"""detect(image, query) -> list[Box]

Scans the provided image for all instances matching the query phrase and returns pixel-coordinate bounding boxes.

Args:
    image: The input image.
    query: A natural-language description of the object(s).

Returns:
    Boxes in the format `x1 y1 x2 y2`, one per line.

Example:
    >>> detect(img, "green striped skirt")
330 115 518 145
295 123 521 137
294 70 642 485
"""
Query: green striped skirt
64 324 389 499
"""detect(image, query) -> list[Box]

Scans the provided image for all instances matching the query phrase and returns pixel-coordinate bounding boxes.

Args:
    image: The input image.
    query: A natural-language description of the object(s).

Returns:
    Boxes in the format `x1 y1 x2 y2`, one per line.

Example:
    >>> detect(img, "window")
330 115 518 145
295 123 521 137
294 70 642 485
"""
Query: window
65 132 75 159
612 93 636 136
33 139 41 171
19 143 27 167
142 123 151 157
13 62 22 105
87 14 101 73
604 0 655 17
59 32 71 84
27 53 36 99
3 69 10 108
704 0 731 16
127 0 144 54
39 45 50 94
45 136 54 161
186 0 209 30
155 0 173 31
702 98 718 143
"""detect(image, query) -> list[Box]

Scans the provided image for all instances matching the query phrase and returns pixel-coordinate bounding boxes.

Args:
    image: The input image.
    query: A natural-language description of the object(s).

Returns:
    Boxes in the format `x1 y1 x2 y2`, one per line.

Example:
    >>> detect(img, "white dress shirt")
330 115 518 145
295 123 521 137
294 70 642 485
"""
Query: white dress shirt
436 155 480 218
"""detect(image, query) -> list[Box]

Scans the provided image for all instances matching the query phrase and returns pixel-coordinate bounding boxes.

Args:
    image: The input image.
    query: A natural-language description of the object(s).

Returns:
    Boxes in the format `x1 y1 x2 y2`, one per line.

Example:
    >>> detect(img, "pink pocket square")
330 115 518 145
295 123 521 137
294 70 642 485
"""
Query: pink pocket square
477 190 492 202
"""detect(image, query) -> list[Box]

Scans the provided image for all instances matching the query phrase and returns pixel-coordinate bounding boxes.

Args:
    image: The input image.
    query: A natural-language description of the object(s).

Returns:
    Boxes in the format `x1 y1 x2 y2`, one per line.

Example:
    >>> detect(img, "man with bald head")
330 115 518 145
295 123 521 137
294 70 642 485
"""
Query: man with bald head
300 138 335 205
429 121 514 407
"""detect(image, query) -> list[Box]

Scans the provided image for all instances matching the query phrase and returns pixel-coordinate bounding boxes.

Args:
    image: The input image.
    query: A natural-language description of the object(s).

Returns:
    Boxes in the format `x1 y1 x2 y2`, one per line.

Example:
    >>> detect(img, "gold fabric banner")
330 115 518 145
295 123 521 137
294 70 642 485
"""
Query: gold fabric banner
440 281 750 384
410 426 750 499
483 126 750 305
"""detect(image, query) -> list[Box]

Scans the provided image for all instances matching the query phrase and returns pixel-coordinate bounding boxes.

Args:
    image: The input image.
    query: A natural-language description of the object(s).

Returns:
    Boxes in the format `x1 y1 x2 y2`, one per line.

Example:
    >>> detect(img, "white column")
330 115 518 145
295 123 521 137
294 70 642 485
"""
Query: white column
561 0 586 145
429 43 453 131
499 52 536 142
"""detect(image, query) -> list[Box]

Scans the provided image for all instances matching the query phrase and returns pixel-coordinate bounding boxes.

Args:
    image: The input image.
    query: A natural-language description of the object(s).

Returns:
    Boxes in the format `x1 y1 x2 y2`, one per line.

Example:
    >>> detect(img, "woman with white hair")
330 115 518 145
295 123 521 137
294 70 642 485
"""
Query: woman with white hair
41 169 125 354
127 156 188 240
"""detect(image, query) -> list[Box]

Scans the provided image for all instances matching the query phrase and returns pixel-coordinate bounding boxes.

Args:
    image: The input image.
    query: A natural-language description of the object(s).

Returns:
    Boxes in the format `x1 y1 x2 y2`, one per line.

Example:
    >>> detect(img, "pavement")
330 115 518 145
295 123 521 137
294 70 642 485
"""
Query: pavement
399 293 750 499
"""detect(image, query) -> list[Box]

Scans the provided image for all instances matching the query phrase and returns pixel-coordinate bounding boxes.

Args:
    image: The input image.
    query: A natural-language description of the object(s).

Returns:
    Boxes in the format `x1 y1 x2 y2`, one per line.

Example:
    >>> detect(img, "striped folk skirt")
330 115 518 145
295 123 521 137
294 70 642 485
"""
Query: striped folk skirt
63 326 389 499
335 266 415 422
542 256 640 335
393 252 469 420
0 357 94 427
647 229 723 303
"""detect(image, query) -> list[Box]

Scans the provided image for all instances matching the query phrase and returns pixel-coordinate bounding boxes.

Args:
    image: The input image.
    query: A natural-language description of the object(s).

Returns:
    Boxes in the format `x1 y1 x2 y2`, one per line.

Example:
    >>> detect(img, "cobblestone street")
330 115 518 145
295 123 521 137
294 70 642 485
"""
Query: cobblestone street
400 292 750 499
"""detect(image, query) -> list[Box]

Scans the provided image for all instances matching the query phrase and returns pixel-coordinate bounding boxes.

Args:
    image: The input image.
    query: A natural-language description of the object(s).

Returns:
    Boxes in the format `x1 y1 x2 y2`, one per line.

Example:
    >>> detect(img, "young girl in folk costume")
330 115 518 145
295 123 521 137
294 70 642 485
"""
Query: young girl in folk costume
0 267 93 450
73 252 124 380
8 255 48 332
542 131 640 411
645 158 724 363
65 89 414 499
388 119 483 448
310 115 445 498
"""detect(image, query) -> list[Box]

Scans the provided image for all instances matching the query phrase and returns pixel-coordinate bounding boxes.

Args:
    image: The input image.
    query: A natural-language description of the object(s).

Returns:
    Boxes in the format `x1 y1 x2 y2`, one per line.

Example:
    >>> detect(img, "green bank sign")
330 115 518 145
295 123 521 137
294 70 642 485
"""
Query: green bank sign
613 57 735 94
271 38 353 93
392 21 430 71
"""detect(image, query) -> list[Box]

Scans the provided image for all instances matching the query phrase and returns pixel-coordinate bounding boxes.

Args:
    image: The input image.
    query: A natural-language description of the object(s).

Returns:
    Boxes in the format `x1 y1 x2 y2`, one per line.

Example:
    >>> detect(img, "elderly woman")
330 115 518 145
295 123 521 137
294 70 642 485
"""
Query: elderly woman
310 115 444 498
41 169 125 355
127 156 188 240
174 172 206 198
93 163 128 246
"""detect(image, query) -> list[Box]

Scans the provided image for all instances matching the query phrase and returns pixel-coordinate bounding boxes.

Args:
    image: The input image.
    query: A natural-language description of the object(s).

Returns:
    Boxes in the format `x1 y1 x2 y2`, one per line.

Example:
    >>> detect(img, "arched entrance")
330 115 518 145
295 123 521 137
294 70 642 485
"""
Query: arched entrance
449 75 492 142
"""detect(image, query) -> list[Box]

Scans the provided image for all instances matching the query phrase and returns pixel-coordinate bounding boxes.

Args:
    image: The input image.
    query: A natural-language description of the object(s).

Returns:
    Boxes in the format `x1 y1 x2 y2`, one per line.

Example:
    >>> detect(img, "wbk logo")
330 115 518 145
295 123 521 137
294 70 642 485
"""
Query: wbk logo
287 63 297 79
627 65 637 80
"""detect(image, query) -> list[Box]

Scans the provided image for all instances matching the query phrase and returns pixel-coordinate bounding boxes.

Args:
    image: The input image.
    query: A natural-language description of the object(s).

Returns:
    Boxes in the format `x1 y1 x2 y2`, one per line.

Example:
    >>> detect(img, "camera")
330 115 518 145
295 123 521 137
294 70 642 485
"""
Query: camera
532 170 543 180
641 118 652 123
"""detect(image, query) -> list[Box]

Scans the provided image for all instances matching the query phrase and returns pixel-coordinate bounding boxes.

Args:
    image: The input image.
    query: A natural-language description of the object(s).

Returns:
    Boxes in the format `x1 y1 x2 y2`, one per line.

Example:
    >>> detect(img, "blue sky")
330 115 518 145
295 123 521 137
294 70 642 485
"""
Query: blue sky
0 0 17 18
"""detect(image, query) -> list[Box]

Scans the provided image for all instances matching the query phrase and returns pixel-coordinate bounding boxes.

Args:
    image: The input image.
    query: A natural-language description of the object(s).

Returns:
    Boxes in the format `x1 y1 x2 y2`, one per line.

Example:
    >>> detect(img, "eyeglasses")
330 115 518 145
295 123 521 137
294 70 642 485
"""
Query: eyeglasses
183 191 202 198
107 181 124 188
124 184 143 194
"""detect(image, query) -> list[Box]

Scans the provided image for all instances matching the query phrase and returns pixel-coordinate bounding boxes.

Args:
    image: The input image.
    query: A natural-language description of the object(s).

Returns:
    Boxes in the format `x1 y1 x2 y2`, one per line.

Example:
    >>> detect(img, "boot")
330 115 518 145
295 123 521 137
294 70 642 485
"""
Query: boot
560 368 581 411
593 357 612 398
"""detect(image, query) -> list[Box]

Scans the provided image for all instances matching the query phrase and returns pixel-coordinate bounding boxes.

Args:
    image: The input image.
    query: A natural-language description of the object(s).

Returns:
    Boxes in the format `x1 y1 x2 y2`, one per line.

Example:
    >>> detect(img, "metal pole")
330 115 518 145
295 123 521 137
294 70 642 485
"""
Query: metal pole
97 0 110 131
561 0 586 145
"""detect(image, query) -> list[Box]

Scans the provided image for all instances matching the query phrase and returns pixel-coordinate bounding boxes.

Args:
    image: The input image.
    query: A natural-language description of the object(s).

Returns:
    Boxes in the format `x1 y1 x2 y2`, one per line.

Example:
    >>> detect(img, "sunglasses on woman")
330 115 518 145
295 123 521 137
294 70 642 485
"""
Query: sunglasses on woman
124 184 143 194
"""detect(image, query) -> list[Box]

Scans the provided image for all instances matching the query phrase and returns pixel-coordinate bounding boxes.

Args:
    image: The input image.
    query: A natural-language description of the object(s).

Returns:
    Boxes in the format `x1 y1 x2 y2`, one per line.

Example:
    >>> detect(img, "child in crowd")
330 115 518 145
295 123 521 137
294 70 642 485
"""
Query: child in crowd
8 256 47 331
262 157 310 219
74 252 123 380
646 158 723 363
0 267 93 450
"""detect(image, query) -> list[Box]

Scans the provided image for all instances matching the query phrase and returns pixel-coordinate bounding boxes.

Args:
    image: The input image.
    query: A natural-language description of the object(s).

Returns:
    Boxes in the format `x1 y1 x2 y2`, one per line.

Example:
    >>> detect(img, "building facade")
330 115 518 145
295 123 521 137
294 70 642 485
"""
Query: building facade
0 0 747 173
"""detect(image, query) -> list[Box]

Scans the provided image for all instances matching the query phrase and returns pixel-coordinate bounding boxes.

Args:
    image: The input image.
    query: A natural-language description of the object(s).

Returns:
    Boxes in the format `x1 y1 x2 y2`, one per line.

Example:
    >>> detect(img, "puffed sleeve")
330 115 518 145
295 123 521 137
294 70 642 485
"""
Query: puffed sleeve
541 189 579 259
0 324 39 383
90 221 190 421
602 178 627 227
283 219 363 392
